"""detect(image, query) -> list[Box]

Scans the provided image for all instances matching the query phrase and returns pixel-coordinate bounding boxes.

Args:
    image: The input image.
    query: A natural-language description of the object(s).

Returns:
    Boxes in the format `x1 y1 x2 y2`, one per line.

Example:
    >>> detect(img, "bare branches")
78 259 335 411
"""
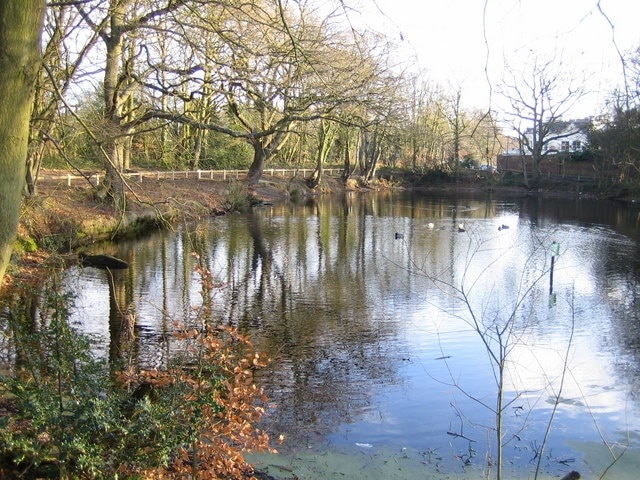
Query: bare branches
499 53 587 180
402 228 556 480
596 0 629 109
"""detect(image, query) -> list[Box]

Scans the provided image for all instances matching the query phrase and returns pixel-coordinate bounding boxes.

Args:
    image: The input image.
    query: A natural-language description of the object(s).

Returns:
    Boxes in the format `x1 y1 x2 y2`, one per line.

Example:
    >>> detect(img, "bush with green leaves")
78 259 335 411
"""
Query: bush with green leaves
0 273 272 479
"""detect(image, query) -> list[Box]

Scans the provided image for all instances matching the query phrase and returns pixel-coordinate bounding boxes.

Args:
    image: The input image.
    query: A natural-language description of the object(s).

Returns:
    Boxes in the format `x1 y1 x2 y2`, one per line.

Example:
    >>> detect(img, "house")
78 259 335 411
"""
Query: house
522 118 591 154
497 118 595 176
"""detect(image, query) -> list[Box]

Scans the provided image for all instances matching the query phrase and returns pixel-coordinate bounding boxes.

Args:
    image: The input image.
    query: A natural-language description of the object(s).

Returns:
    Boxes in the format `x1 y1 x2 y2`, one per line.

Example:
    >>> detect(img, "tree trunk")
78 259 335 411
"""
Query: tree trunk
191 129 204 170
308 158 323 189
25 148 43 196
452 125 460 177
339 133 355 181
123 134 132 172
104 137 127 210
99 0 129 209
357 130 367 174
246 128 293 185
411 134 418 171
364 149 381 182
521 154 530 189
309 120 333 189
0 1 44 287
361 129 381 182
247 140 267 185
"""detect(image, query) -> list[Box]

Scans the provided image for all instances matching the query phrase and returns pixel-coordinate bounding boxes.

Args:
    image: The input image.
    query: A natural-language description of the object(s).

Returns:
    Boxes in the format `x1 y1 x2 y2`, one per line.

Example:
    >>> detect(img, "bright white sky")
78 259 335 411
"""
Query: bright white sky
356 0 640 118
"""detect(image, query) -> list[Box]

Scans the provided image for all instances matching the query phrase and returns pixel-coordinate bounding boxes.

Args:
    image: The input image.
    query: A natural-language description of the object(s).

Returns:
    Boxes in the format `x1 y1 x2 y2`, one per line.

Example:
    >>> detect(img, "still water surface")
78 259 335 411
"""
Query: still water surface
62 191 640 478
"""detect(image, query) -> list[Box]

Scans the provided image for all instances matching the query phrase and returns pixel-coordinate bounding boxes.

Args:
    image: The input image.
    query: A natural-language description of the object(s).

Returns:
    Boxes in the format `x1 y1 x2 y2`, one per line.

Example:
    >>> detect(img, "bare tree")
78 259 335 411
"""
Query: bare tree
500 54 585 184
26 5 102 196
407 231 580 480
466 108 503 168
440 86 467 175
73 0 196 208
406 81 454 170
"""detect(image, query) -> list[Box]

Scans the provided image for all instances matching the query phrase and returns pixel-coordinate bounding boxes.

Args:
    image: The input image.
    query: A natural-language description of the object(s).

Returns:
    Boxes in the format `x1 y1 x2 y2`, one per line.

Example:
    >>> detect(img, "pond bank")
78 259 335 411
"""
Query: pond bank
5 172 331 290
5 167 626 291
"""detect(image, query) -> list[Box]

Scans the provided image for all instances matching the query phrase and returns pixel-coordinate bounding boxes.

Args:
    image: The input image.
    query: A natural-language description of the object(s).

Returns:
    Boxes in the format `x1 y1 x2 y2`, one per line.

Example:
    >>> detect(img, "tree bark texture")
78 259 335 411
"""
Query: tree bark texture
100 0 129 209
247 141 267 185
0 1 45 286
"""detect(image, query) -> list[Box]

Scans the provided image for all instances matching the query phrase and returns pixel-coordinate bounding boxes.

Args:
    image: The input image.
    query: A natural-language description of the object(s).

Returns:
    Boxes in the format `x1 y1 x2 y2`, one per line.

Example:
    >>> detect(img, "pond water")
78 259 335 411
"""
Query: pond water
11 190 640 479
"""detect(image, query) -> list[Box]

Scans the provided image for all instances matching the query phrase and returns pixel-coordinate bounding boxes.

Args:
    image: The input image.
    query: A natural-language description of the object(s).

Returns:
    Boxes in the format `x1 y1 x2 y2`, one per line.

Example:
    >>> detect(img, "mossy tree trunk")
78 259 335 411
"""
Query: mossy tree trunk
0 1 45 287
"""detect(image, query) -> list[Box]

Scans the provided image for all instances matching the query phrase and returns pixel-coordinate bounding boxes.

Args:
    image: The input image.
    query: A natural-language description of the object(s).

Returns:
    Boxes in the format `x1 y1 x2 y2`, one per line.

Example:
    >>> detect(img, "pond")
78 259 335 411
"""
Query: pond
9 190 640 479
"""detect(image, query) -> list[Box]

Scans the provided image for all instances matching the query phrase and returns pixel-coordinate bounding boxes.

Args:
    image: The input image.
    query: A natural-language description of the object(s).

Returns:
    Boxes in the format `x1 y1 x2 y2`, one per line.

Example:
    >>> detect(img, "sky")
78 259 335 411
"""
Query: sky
357 0 640 118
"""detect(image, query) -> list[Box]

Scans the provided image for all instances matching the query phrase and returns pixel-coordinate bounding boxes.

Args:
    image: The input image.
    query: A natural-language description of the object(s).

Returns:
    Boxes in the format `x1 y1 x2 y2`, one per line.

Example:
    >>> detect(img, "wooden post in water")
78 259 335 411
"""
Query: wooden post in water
549 241 560 295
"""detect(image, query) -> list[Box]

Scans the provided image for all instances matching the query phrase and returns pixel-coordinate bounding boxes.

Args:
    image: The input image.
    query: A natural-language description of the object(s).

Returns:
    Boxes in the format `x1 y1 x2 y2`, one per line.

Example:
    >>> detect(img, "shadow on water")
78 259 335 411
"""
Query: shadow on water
3 190 640 479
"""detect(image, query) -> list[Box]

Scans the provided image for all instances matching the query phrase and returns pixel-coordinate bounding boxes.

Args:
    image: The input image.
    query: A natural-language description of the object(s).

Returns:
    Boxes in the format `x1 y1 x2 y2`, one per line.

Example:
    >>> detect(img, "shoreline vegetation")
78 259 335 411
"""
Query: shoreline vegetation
5 168 637 291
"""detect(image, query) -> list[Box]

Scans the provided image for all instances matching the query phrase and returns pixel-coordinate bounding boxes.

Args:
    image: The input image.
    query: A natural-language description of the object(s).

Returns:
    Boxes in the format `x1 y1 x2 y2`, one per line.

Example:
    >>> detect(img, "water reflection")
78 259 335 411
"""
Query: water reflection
3 191 640 478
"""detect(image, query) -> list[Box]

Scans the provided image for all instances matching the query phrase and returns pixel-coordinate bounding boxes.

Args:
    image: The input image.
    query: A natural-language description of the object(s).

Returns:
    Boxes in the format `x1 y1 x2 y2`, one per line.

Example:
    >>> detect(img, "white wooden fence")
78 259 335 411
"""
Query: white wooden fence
43 168 344 187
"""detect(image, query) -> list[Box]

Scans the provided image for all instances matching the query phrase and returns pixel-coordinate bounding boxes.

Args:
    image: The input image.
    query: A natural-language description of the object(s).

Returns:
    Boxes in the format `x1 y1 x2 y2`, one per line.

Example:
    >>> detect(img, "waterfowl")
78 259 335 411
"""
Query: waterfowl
560 471 580 480
498 224 510 231
394 232 404 239
427 222 435 229
458 223 465 232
